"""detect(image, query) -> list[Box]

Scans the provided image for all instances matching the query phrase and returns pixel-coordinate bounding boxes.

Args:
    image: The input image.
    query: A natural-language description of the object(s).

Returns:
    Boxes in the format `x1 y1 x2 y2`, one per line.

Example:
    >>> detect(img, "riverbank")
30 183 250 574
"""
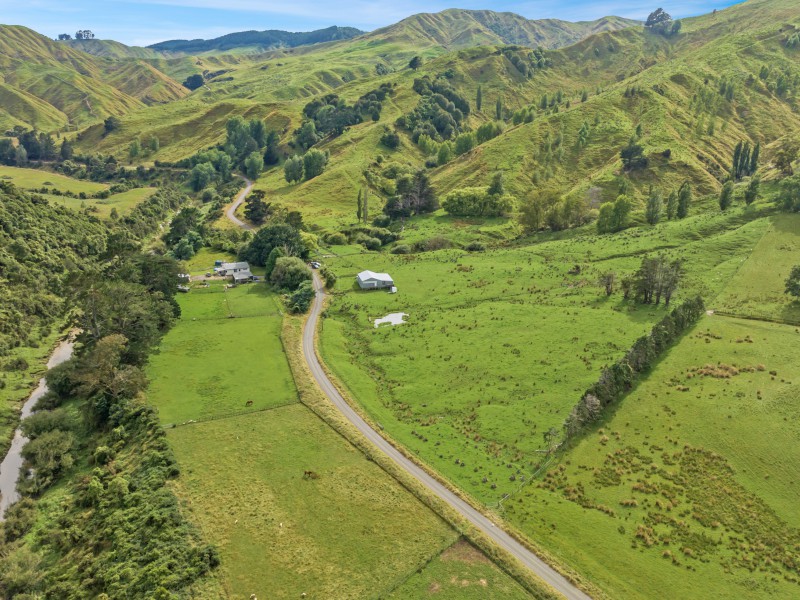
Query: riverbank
0 333 75 519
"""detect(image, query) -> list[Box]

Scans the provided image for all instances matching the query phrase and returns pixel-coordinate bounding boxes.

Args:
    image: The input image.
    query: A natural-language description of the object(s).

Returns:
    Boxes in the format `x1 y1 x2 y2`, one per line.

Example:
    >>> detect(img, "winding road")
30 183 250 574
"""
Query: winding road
225 176 254 230
303 273 591 600
223 188 590 599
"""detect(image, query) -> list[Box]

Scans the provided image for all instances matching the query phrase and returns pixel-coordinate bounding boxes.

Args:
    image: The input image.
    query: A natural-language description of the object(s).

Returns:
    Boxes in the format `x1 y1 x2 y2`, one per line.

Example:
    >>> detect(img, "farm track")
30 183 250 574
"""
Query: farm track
225 176 254 230
223 200 592 600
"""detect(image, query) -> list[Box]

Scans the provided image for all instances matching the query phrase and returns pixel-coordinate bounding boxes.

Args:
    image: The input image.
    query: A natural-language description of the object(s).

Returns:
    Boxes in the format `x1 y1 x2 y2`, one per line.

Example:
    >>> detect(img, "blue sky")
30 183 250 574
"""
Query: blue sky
4 0 743 46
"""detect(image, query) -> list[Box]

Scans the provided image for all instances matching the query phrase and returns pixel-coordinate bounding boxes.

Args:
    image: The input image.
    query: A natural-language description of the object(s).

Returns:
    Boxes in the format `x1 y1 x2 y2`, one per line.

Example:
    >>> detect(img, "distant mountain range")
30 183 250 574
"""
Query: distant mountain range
147 26 364 54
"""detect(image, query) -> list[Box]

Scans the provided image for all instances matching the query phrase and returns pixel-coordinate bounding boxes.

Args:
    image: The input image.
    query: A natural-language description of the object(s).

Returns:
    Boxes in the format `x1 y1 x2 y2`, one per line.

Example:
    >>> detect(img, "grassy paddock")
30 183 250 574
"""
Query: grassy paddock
0 165 107 194
503 315 800 600
714 213 800 323
147 283 296 424
385 538 533 599
316 209 768 505
168 405 457 600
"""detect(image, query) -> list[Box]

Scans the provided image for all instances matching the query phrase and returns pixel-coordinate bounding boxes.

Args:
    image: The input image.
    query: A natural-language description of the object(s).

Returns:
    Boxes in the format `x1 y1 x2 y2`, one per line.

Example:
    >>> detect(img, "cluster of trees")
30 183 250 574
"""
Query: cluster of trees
518 191 591 232
183 73 205 90
731 140 760 180
383 169 438 219
620 139 648 171
0 129 62 165
164 206 204 260
298 84 394 145
397 76 471 144
778 175 800 212
178 116 280 191
442 173 515 217
128 135 160 161
644 8 682 37
0 183 107 357
628 254 684 306
564 295 705 439
283 148 329 183
596 195 632 233
645 181 692 225
499 46 551 78
0 188 216 596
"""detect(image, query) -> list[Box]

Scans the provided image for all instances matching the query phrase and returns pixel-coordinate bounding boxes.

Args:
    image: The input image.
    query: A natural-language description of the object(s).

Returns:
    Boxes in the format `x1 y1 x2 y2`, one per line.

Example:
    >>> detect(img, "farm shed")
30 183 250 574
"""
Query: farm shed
357 270 394 290
231 270 257 284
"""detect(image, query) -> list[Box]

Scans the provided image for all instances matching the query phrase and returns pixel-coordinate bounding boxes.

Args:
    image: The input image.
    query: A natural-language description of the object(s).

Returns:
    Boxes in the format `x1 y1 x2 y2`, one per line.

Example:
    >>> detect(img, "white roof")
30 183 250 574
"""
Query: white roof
357 270 393 282
220 262 250 271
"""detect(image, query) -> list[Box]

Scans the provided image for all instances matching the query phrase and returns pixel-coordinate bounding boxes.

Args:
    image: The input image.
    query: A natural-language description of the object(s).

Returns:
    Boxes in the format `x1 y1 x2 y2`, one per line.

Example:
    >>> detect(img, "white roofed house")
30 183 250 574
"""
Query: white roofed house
356 270 394 290
215 262 251 276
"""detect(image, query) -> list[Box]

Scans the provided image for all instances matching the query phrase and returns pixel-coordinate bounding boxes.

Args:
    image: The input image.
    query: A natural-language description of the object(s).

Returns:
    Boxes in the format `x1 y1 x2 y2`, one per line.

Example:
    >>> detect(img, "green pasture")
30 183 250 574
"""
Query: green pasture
167 406 457 599
147 284 295 424
318 208 771 502
714 213 800 323
0 165 106 194
502 315 800 600
386 539 532 600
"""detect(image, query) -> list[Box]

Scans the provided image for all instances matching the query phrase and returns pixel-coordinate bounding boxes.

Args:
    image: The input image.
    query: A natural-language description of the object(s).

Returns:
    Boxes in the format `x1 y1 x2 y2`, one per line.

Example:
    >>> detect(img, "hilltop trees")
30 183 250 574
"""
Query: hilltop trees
645 9 680 37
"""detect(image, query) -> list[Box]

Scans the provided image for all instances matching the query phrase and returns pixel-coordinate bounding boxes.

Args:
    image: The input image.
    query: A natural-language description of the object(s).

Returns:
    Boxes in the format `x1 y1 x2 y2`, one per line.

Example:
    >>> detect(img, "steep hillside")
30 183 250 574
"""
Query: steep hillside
148 25 363 55
0 25 186 131
370 9 639 51
65 38 164 59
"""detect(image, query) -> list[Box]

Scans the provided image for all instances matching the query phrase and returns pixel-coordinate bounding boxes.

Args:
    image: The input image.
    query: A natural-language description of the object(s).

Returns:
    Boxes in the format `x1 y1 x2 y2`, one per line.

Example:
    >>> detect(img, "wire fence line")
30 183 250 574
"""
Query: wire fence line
165 399 300 429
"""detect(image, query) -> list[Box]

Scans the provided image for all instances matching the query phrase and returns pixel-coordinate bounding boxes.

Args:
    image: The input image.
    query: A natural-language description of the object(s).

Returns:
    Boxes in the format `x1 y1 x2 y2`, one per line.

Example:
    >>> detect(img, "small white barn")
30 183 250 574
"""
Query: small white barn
357 270 394 290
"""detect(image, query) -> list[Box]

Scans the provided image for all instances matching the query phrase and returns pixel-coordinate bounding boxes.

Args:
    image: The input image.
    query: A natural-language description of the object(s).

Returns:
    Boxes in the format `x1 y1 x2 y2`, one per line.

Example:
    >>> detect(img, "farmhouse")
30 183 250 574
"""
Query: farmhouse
357 270 394 290
215 261 251 276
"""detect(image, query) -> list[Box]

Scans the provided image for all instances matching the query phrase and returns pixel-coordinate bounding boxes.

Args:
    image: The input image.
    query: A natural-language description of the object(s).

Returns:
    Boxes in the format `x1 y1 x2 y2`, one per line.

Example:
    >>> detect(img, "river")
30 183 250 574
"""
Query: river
0 334 75 520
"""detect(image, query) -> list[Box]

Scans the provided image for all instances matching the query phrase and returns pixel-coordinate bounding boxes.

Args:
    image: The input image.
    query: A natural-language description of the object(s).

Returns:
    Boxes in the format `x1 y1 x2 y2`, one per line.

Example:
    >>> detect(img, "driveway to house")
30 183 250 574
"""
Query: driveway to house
225 176 254 230
303 272 592 600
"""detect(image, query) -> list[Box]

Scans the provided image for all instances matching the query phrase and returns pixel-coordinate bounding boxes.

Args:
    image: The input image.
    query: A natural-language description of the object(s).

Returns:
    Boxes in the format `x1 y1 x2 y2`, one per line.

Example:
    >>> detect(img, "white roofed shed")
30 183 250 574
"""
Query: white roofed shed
356 270 394 290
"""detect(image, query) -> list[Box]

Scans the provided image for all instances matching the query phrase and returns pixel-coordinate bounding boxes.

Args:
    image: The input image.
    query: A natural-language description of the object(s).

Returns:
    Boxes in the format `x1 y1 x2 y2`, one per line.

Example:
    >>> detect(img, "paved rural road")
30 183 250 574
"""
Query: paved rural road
225 176 254 230
303 272 592 600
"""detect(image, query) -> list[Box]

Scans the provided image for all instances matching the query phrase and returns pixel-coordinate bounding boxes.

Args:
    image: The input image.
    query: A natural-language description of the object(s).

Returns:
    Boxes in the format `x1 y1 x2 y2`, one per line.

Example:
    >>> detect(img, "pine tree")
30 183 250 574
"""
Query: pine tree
677 182 692 219
496 97 503 120
476 85 483 111
719 181 734 211
666 190 678 220
645 187 663 225
356 189 363 222
750 142 760 175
